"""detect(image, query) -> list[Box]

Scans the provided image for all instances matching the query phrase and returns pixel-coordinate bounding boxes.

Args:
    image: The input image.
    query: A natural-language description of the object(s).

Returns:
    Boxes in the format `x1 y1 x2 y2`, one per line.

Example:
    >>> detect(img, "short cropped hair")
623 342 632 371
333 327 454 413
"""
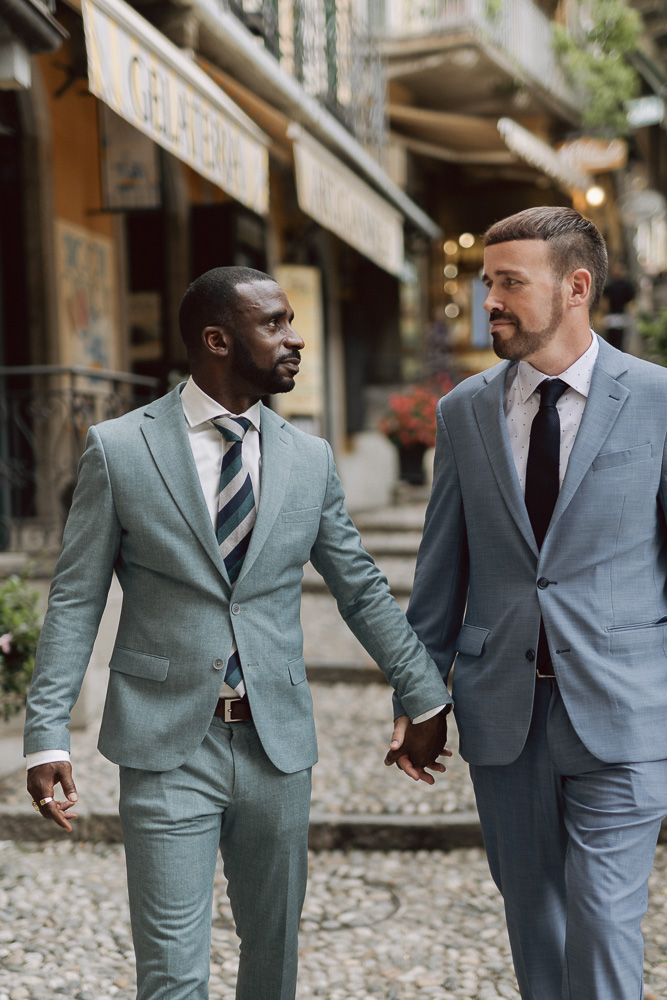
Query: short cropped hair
179 266 276 356
484 207 608 311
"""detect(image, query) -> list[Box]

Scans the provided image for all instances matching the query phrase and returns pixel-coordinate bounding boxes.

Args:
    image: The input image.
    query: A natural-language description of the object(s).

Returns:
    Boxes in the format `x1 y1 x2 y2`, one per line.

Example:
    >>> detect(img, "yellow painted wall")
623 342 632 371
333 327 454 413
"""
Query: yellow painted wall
38 46 113 240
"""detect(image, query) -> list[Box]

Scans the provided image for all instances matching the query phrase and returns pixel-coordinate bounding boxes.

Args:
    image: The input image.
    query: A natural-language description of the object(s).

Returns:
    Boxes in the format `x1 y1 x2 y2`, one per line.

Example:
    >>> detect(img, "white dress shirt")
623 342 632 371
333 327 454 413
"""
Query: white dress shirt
180 377 262 519
27 378 262 769
504 334 599 493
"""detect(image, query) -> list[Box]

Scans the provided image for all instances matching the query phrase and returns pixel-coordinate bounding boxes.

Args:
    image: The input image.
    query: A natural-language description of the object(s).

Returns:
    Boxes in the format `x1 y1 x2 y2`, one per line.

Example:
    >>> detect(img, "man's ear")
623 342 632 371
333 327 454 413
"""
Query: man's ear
202 325 232 357
568 268 592 308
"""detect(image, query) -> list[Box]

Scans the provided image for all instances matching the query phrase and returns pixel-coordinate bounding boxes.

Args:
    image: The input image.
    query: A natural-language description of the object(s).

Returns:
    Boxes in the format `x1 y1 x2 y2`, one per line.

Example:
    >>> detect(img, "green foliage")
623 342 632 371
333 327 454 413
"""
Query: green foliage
0 574 42 720
638 310 667 368
553 0 643 135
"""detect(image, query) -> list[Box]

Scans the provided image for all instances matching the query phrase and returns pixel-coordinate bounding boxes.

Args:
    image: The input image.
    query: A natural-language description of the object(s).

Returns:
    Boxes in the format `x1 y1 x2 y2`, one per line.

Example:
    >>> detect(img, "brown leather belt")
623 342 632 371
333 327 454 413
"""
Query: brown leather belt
214 697 253 722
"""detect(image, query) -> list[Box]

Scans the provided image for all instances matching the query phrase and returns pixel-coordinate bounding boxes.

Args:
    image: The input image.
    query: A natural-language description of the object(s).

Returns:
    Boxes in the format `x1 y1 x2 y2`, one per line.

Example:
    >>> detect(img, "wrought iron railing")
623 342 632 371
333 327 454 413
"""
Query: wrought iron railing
223 0 386 147
0 366 159 555
369 0 580 116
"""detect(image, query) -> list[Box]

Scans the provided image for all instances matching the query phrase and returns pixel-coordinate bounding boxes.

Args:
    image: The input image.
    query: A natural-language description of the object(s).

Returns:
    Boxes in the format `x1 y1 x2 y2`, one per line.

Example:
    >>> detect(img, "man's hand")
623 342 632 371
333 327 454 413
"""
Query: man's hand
384 710 452 784
27 762 79 833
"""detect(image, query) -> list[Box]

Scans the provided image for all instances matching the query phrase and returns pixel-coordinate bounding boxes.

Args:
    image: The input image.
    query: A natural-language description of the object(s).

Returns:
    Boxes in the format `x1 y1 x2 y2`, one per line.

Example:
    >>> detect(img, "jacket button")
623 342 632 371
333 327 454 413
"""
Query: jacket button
231 603 241 614
537 577 549 589
525 649 535 662
213 658 225 670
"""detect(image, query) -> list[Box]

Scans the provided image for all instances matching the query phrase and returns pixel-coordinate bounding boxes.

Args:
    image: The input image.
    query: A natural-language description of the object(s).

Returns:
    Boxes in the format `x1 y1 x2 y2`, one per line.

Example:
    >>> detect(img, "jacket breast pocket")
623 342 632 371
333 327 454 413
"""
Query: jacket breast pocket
109 645 170 682
281 507 321 523
455 624 490 657
592 443 652 472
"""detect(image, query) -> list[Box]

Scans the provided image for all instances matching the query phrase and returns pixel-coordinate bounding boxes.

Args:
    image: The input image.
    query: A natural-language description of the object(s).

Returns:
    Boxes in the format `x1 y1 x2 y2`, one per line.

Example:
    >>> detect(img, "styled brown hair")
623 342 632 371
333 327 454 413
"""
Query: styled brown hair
484 206 608 312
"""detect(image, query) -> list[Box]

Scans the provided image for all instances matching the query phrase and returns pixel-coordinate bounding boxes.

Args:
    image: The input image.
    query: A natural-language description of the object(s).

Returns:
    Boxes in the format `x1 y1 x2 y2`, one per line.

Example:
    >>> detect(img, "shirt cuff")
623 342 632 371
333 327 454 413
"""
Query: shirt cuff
412 704 449 725
26 750 71 770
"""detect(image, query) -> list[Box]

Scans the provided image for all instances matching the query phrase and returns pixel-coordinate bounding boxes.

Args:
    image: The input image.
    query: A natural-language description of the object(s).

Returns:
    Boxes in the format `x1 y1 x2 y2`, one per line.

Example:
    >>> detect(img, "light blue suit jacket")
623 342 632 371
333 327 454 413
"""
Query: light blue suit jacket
403 337 667 766
24 386 450 773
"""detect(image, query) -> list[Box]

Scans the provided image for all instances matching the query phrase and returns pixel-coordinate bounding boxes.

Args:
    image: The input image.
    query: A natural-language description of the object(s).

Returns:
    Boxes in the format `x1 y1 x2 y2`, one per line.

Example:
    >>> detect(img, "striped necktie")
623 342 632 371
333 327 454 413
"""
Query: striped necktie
212 415 257 694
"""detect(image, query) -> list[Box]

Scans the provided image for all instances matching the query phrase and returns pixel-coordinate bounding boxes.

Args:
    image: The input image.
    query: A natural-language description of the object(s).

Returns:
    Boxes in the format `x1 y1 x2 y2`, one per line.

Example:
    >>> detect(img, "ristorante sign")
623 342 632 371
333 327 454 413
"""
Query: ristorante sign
289 125 405 278
81 0 270 215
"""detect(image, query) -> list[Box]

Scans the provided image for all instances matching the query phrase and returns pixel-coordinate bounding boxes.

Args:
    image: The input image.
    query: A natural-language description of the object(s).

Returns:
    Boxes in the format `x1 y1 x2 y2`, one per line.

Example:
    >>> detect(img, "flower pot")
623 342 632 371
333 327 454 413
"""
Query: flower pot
398 443 427 485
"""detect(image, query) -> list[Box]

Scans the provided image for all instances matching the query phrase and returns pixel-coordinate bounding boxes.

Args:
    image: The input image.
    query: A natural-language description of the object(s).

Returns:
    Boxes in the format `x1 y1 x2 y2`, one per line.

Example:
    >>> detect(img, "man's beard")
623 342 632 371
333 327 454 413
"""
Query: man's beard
232 334 300 395
490 288 563 362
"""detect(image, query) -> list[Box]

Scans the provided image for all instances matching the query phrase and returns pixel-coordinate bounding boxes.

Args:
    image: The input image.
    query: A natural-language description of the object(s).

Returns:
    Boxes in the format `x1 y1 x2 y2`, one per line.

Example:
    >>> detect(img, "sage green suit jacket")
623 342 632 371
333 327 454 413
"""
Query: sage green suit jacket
24 386 450 772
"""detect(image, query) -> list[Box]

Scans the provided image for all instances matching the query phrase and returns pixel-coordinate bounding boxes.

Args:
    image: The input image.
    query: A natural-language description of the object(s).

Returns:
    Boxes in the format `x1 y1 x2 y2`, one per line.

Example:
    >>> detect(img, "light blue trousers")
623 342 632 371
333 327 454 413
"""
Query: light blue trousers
469 678 667 1000
118 716 311 1000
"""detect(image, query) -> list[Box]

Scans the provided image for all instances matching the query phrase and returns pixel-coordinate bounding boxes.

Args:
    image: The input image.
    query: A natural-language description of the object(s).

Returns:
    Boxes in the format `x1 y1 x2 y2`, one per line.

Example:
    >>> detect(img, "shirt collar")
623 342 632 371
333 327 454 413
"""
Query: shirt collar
180 376 262 432
516 332 599 404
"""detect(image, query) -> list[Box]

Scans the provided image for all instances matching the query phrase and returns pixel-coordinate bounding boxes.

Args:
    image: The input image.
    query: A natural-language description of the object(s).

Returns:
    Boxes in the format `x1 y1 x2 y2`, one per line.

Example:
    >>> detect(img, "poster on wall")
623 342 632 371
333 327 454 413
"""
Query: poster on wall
55 219 118 372
272 265 324 437
99 104 161 210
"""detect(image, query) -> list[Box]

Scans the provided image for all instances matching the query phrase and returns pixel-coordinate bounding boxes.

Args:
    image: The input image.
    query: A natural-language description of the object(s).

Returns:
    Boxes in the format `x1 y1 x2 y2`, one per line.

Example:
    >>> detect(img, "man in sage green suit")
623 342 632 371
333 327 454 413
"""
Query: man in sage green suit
24 266 450 1000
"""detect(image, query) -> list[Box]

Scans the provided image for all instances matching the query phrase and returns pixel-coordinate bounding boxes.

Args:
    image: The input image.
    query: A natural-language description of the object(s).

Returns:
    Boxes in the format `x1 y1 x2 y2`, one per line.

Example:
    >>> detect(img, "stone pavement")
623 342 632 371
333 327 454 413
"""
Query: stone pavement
1 840 667 1000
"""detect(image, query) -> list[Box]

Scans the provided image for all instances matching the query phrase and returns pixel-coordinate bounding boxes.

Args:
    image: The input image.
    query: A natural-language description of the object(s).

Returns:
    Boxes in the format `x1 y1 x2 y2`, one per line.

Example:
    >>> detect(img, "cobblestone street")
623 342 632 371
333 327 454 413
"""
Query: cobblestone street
2 841 667 1000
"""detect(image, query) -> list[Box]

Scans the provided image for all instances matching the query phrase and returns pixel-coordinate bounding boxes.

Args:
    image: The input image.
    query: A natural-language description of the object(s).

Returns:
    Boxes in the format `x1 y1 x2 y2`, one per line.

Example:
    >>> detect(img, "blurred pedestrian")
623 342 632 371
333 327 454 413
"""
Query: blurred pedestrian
602 260 635 351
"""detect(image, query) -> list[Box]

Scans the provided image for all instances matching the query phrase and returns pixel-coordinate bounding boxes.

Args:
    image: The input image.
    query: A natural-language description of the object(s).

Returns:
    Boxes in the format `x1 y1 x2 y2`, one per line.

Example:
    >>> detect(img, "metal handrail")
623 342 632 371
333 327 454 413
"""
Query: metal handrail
0 365 160 388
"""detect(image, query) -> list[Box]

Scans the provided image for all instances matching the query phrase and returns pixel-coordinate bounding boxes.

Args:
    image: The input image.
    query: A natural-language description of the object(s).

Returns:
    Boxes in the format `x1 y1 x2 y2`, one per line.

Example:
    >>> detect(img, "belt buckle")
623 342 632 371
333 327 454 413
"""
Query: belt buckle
536 667 556 679
223 698 240 722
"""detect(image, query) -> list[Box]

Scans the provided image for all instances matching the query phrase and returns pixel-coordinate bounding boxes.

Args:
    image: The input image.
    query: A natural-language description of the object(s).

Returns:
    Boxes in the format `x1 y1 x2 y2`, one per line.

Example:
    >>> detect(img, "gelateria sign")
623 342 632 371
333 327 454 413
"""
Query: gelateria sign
289 125 404 277
81 0 269 215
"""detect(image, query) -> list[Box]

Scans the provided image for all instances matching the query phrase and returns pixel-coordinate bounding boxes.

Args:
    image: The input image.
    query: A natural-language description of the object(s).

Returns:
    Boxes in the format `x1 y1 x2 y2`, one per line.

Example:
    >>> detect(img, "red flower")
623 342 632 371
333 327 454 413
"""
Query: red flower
378 372 455 448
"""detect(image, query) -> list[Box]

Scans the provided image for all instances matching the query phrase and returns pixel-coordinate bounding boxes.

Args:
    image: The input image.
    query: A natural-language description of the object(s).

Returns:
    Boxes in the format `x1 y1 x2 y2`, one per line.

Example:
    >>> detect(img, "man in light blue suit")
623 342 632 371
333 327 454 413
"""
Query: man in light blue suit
387 208 667 999
24 266 451 1000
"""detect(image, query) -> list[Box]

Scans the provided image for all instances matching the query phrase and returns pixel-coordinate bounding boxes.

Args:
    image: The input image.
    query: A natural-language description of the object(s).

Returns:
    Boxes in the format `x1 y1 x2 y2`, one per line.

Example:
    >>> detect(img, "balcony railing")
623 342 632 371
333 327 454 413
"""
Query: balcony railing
369 0 580 116
0 366 159 555
223 0 386 146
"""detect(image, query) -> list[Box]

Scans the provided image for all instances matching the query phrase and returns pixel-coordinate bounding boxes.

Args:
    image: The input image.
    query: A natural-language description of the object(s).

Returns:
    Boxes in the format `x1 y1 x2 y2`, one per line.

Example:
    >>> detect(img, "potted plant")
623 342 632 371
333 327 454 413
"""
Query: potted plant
638 309 667 368
0 574 42 721
379 372 455 484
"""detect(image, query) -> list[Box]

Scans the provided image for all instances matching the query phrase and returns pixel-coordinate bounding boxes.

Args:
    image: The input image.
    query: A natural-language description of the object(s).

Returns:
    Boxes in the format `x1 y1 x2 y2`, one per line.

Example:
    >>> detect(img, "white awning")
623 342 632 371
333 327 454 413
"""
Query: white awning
289 124 405 277
497 119 592 194
81 0 270 216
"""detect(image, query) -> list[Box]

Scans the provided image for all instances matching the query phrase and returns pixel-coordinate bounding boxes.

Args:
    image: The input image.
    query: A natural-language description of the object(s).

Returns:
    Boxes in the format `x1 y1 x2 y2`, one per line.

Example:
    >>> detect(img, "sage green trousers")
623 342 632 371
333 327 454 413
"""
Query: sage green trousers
118 715 312 1000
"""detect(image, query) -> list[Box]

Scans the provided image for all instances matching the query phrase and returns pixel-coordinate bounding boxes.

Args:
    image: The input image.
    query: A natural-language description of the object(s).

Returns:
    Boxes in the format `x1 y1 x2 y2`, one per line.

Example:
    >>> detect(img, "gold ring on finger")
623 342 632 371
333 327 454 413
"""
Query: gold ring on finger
39 797 54 807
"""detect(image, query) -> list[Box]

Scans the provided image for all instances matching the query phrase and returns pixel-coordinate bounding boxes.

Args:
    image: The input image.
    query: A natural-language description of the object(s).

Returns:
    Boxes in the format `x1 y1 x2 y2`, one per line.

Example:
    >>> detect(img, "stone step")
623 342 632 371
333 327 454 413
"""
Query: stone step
0 803 485 850
302 555 416 596
353 502 427 534
356 531 423 556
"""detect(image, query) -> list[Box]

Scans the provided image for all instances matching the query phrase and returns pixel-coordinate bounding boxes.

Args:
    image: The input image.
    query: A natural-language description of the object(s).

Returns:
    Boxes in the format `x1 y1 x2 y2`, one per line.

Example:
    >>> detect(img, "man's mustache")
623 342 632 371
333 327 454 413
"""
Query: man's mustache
489 311 515 323
277 351 301 363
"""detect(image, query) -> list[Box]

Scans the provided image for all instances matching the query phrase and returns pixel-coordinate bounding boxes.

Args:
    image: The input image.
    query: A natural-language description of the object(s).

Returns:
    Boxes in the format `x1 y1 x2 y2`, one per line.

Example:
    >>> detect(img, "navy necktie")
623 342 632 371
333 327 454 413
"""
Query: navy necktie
525 378 567 675
525 378 568 549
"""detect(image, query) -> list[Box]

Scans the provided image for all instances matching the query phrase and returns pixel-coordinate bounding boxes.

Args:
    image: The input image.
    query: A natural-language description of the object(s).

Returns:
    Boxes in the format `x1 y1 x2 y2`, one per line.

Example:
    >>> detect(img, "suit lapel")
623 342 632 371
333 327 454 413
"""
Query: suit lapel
472 362 538 555
549 337 630 532
234 403 293 587
141 387 231 586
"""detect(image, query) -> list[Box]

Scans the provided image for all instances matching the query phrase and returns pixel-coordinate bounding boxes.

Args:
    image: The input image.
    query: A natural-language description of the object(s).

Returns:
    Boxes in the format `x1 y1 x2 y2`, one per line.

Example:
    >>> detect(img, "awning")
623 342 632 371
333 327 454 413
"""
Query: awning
497 119 592 194
289 124 405 278
389 104 593 194
81 0 270 216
